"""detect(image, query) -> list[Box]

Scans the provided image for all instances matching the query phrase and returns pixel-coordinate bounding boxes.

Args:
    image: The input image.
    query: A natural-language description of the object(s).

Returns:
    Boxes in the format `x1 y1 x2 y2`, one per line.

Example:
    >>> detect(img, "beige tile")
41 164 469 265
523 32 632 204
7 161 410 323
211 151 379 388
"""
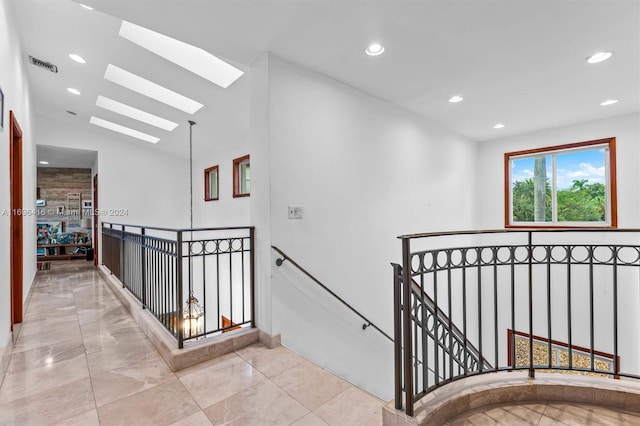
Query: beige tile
203 380 309 425
6 340 85 374
91 356 177 406
291 413 330 426
0 378 95 425
97 379 200 426
84 332 161 375
180 353 267 409
53 409 100 426
169 411 213 426
0 355 90 404
12 316 83 353
272 360 351 411
235 343 306 378
175 351 239 378
446 403 548 425
314 386 385 426
541 403 640 425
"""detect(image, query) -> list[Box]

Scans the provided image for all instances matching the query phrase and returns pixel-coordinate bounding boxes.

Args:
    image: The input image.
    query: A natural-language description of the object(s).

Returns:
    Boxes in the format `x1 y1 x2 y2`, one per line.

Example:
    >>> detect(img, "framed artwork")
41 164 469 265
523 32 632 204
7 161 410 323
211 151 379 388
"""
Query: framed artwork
204 165 219 201
0 86 4 132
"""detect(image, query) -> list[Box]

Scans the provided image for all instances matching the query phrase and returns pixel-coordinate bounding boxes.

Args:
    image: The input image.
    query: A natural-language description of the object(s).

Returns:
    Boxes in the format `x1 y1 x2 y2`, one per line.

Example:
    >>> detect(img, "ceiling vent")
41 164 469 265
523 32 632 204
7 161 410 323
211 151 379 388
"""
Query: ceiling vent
29 55 58 73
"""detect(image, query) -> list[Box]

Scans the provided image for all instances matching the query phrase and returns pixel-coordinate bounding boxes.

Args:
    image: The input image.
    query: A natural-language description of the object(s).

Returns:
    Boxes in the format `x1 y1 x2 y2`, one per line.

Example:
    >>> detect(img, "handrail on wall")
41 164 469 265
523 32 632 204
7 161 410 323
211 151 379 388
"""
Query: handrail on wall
271 245 393 342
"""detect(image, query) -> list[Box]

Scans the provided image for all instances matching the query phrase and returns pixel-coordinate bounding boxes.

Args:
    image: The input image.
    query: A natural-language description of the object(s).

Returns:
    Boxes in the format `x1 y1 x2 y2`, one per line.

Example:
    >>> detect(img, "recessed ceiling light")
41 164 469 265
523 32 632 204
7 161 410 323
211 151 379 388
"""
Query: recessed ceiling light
39 161 49 165
493 123 505 129
365 43 385 56
78 4 93 10
104 64 203 114
69 54 86 64
90 116 160 143
600 99 618 106
119 21 244 89
67 88 81 95
586 51 613 64
96 95 178 131
449 95 464 103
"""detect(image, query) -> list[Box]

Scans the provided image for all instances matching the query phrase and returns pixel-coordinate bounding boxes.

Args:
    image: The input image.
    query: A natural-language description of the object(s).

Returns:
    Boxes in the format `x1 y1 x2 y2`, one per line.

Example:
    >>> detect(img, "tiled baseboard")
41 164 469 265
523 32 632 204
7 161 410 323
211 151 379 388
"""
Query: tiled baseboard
383 371 640 425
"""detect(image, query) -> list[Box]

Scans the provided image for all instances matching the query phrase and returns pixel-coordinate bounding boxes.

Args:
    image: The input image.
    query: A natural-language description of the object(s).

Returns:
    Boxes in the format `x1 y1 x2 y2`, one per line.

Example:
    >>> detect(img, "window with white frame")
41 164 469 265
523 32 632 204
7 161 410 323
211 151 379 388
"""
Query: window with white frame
505 138 617 228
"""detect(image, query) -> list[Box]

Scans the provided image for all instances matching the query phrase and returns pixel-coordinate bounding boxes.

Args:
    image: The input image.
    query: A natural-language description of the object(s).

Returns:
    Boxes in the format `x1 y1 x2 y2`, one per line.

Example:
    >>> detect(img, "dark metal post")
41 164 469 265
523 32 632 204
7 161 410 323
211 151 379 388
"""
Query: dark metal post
392 263 403 410
121 225 126 286
527 231 534 378
141 227 146 309
401 238 414 416
176 230 184 349
250 227 256 328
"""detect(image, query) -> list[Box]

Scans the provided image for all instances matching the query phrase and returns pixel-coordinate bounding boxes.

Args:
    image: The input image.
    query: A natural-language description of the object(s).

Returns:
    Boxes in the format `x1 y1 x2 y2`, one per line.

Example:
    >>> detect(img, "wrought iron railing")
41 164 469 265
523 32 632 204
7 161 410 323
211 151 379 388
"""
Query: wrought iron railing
102 222 255 348
272 245 392 341
394 229 640 416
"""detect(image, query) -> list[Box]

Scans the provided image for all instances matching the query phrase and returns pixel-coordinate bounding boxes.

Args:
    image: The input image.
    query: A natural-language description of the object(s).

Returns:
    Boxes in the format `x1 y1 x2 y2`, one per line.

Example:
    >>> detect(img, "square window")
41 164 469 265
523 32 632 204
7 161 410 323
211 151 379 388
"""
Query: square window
204 165 219 201
233 155 250 198
505 138 617 228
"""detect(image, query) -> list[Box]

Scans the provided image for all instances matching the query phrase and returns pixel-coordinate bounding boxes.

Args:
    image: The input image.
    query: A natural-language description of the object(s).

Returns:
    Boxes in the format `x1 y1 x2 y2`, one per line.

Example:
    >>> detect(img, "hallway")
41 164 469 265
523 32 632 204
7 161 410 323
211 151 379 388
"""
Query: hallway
0 262 385 425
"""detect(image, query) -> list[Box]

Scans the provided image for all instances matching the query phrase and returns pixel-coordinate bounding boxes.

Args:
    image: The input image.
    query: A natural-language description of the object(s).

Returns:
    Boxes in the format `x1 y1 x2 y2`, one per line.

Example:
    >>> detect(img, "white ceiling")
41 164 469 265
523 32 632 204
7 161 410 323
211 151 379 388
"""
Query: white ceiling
36 145 97 168
13 0 640 161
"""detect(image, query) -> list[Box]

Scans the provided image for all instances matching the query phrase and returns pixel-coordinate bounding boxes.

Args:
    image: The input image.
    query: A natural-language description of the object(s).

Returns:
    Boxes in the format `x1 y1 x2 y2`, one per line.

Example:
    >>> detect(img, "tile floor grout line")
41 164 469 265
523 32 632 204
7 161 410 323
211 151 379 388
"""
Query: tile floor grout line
72 267 100 424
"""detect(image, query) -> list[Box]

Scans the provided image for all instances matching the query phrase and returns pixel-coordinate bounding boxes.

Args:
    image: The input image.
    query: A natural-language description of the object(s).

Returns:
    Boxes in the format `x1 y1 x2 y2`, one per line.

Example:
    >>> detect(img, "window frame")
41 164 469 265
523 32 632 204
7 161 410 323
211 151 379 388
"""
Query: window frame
204 165 219 201
232 154 250 198
504 137 617 229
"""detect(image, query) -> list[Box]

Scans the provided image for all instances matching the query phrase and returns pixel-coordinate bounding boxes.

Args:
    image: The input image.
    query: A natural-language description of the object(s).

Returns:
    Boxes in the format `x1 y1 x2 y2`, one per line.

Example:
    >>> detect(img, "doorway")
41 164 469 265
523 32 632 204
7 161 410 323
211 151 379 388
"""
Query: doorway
10 111 23 343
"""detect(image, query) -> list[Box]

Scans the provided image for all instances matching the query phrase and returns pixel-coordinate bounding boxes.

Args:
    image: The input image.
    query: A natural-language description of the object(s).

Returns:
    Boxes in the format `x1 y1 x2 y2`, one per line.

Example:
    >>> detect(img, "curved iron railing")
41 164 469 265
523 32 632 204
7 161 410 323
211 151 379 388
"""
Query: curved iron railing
394 229 640 416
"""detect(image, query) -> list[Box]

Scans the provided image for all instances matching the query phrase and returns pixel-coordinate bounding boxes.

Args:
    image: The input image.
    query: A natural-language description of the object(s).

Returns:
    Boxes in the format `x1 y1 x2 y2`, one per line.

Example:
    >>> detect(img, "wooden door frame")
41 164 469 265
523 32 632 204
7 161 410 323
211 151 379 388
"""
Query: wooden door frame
9 111 23 329
93 174 98 266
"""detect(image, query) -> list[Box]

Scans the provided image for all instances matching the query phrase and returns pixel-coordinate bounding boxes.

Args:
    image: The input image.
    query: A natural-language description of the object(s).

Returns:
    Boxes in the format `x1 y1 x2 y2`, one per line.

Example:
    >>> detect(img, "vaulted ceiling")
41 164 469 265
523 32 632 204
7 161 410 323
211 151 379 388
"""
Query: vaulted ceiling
13 0 640 161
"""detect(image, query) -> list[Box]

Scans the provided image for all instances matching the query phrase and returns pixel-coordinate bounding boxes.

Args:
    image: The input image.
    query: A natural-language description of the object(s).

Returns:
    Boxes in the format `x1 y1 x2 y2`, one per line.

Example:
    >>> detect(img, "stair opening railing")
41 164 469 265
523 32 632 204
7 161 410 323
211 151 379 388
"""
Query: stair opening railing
394 229 640 417
102 222 255 348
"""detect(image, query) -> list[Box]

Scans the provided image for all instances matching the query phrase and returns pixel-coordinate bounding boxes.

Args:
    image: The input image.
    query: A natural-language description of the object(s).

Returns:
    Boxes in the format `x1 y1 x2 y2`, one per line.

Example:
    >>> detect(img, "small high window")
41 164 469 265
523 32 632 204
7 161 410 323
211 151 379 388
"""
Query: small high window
505 138 617 228
204 165 219 201
233 155 250 198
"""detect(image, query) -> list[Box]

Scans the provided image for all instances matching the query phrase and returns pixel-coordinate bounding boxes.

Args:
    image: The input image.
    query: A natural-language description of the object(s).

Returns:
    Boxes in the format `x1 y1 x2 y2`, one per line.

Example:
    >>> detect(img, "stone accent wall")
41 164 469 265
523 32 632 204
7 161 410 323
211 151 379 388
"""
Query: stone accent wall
37 167 92 232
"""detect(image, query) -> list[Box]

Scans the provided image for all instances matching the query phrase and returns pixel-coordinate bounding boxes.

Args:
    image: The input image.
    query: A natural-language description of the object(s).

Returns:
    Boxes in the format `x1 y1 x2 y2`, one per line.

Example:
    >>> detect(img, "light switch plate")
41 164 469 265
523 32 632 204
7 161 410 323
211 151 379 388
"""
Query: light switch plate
288 205 303 219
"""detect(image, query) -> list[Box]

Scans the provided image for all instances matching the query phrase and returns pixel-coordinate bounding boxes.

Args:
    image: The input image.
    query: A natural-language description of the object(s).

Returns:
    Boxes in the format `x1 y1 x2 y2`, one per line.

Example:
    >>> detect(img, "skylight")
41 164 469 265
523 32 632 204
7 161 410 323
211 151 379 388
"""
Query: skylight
90 116 160 143
104 64 203 114
119 21 244 89
96 95 178 131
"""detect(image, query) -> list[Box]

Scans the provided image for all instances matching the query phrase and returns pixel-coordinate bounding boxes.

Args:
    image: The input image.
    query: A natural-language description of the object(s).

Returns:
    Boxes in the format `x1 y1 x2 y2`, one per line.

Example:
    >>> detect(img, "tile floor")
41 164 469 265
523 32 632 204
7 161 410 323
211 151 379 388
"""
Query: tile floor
0 261 385 425
445 402 640 425
3 261 640 425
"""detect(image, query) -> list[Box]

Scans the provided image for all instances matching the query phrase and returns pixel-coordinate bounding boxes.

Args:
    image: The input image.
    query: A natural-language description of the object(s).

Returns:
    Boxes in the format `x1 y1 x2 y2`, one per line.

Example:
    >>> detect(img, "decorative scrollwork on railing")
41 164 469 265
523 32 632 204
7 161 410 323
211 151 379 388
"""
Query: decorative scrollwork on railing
409 287 485 374
410 244 640 276
187 237 249 257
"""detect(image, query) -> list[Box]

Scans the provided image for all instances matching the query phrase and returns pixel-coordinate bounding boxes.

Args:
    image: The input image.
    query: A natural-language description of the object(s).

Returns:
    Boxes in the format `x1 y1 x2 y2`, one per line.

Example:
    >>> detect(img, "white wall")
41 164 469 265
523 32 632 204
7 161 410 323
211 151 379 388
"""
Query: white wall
263 56 478 399
35 114 190 235
191 144 251 228
475 113 640 229
0 0 37 383
472 113 640 375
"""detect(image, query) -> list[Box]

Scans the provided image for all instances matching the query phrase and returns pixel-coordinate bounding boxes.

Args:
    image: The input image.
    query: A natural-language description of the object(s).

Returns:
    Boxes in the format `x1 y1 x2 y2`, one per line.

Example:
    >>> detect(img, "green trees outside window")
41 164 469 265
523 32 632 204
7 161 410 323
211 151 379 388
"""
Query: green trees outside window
505 138 616 227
